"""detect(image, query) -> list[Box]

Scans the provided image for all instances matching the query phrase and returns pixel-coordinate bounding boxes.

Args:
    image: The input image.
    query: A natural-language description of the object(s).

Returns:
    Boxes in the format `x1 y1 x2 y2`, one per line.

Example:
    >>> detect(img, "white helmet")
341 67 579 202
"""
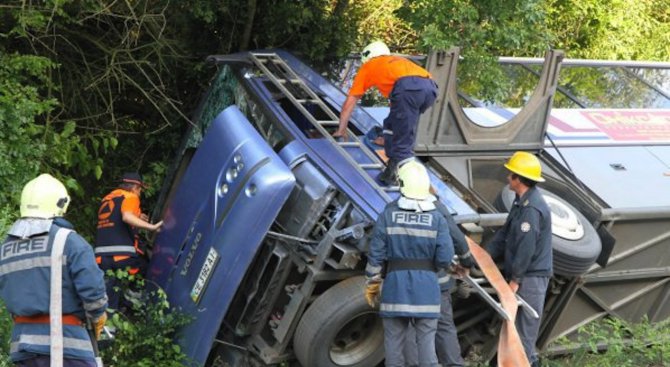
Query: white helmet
398 161 431 200
20 174 71 218
361 41 390 63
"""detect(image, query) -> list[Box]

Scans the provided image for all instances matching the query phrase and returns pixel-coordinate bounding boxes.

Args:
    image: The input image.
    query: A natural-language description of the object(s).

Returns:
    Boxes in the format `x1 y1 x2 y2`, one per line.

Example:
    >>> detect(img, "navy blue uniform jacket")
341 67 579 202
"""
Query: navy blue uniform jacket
367 200 454 318
487 186 553 282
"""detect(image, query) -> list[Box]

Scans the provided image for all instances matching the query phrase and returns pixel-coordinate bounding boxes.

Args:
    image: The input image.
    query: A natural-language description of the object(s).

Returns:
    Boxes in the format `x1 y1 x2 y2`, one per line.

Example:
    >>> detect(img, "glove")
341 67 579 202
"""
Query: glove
365 282 381 308
450 264 470 278
93 312 107 340
458 252 475 269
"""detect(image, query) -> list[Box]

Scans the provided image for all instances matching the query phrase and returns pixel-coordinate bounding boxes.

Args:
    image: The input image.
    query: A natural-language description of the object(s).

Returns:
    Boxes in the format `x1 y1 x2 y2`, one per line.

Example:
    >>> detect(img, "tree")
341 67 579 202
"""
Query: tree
0 52 74 231
0 0 202 235
349 0 419 53
0 0 372 236
172 0 361 71
547 0 670 61
396 0 553 102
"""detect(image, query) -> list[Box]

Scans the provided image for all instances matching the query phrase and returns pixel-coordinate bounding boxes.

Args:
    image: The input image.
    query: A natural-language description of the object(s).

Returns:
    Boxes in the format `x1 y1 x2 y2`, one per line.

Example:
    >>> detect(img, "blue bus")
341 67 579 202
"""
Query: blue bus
148 49 670 366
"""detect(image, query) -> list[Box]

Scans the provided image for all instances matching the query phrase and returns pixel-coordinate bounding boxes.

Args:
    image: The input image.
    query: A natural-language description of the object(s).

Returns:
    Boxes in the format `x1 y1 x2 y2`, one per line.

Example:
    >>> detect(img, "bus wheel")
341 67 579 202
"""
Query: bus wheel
294 276 384 367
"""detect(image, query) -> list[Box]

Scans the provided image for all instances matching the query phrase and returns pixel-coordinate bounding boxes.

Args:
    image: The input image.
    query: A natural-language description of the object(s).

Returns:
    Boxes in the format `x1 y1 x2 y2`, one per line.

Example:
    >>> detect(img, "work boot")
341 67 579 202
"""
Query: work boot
378 159 399 186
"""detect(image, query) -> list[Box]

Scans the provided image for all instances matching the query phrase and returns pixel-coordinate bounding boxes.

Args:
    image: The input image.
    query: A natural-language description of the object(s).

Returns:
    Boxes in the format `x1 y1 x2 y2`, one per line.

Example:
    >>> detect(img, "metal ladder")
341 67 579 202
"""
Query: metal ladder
249 52 397 199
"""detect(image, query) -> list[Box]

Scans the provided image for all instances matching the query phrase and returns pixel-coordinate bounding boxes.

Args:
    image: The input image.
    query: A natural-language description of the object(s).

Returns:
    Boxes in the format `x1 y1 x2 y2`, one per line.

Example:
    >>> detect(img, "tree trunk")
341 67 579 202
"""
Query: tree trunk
240 0 258 51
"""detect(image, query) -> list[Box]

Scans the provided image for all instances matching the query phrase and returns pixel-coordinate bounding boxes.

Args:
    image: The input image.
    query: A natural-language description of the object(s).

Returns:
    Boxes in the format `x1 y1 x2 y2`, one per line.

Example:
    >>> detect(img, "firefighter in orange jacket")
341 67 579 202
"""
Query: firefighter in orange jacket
95 172 163 310
334 41 438 186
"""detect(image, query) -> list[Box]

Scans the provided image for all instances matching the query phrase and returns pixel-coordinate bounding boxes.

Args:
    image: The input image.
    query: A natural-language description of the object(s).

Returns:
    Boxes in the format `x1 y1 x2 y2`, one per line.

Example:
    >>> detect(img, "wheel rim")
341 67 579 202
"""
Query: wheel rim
329 311 384 365
544 195 584 240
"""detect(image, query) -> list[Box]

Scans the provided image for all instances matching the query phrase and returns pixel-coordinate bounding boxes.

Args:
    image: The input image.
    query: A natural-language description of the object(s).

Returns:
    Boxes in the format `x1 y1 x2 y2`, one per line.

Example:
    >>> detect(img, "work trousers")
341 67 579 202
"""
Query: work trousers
15 355 96 367
383 317 439 367
405 291 465 367
516 276 549 365
98 255 147 311
383 76 437 162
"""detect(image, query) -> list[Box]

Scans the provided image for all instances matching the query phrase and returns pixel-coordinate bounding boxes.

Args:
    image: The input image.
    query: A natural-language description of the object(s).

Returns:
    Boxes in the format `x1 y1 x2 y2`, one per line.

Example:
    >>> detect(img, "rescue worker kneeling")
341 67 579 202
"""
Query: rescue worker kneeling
0 174 108 367
365 160 454 367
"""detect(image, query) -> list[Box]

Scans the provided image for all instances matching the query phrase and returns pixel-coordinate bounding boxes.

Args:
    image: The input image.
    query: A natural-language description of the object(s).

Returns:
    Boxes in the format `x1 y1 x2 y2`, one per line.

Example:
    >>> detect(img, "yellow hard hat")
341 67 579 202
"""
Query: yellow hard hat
398 160 431 200
20 174 71 218
361 41 390 63
504 151 545 182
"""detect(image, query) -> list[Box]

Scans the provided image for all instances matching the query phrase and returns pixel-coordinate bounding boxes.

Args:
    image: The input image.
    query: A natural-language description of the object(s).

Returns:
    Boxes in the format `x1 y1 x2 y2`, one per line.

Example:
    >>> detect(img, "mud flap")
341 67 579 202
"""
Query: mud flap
467 237 530 367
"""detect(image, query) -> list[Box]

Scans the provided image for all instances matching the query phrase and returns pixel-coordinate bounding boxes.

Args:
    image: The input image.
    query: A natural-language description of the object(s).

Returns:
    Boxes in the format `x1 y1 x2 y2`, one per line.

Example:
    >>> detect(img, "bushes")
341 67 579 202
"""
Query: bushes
100 271 194 367
546 317 670 367
0 275 192 367
0 301 12 367
0 53 58 233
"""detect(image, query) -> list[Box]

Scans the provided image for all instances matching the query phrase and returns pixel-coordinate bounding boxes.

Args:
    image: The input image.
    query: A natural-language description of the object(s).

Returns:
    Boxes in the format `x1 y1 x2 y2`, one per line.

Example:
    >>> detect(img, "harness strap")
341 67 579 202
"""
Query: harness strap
387 259 436 272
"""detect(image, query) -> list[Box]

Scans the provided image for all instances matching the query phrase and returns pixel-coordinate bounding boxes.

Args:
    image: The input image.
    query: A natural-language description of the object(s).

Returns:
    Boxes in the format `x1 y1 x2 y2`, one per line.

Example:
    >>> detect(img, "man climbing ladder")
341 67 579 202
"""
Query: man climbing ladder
334 41 438 185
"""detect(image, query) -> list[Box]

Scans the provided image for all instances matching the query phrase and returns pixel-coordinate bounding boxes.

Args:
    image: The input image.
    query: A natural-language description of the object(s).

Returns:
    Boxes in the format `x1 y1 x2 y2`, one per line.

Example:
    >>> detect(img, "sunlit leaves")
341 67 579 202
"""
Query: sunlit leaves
397 0 552 102
547 0 670 61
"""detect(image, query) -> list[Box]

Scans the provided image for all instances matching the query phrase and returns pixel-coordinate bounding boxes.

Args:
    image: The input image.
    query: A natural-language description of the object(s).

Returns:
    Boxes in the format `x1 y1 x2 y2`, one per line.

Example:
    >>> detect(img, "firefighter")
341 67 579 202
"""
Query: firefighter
404 198 475 367
334 41 438 186
95 172 163 311
365 160 453 367
0 174 108 366
486 152 553 367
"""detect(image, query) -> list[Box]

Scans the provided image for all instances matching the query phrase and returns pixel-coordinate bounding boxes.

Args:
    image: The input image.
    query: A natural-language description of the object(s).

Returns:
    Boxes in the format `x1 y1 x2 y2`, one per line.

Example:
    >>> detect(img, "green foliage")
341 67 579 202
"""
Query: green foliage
394 0 668 104
349 0 418 53
174 0 360 71
0 301 12 366
1 0 668 237
0 52 95 232
547 0 670 61
0 207 16 238
397 0 553 102
0 53 55 200
1 0 193 238
101 271 193 367
547 317 670 367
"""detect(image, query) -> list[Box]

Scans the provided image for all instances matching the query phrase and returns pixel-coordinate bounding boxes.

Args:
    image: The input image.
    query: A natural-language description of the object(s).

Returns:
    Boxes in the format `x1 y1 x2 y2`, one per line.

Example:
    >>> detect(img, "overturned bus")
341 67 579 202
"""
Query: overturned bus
147 48 670 366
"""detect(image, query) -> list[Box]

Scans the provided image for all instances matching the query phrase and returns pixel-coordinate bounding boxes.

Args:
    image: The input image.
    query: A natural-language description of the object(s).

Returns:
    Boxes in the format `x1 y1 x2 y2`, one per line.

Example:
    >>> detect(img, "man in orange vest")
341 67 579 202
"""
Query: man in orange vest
95 172 163 311
334 41 437 186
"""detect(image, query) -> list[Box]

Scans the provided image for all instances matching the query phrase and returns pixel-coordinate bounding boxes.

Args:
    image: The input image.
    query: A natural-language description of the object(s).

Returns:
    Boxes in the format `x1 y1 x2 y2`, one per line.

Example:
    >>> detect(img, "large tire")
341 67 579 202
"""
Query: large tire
494 185 601 277
293 276 384 367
